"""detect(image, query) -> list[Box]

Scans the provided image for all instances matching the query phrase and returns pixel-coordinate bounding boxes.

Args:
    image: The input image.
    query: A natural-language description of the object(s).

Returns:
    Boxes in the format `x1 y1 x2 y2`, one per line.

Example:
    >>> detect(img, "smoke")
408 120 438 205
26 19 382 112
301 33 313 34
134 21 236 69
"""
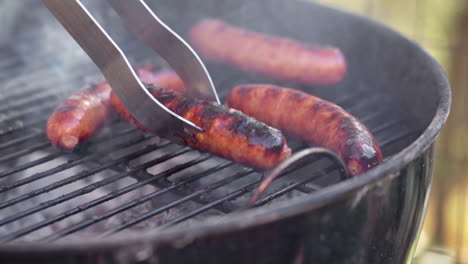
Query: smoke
0 1 129 69
0 0 249 70
0 1 25 47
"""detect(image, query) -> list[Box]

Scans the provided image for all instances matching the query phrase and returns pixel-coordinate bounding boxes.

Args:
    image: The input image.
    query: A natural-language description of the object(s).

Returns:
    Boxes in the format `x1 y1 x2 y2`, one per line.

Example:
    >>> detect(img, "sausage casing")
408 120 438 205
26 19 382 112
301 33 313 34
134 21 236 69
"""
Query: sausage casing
136 68 186 93
111 85 292 170
110 69 187 133
189 19 347 86
47 68 183 150
47 82 112 149
227 84 382 176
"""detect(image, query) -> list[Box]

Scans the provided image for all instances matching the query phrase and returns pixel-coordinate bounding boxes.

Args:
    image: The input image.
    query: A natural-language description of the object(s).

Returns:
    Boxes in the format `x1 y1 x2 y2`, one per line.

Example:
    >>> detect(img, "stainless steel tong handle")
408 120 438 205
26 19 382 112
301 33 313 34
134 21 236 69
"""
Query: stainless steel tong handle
41 0 218 141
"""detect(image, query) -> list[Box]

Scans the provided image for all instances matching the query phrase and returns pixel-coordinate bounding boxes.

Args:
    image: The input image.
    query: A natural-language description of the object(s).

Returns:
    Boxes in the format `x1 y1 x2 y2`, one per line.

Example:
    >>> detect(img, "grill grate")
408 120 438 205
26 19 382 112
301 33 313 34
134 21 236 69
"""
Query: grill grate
0 40 415 243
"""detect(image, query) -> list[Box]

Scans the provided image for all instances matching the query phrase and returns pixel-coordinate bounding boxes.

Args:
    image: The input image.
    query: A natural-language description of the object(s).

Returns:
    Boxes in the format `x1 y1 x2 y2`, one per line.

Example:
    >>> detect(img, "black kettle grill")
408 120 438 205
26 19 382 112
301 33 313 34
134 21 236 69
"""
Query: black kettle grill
0 0 450 263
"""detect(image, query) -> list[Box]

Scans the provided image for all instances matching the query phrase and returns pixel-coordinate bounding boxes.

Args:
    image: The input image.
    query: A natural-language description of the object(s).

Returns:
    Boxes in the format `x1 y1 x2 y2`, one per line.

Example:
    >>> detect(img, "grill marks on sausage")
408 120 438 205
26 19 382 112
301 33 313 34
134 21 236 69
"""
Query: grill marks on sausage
112 86 291 170
227 84 382 176
110 69 189 134
189 19 347 86
289 91 306 103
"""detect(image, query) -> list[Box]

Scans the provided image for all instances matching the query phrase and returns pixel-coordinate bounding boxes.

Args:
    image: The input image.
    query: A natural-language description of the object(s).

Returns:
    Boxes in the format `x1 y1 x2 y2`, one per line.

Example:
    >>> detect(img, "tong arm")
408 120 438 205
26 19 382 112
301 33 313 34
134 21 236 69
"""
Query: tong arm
106 0 220 104
41 0 203 141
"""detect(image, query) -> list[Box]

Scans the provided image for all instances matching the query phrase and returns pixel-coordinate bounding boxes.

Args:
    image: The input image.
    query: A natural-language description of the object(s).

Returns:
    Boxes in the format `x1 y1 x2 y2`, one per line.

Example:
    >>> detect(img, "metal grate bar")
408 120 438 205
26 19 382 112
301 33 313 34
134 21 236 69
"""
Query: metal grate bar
0 152 63 179
98 145 339 235
0 132 44 151
0 133 146 192
45 156 222 241
0 83 50 103
344 94 381 112
134 145 310 212
371 119 400 135
0 139 164 209
53 162 233 240
0 86 87 126
0 80 98 109
0 104 53 125
0 91 57 114
157 163 335 230
2 154 213 242
157 189 248 230
0 47 133 102
360 110 381 124
379 130 415 146
0 80 79 106
99 162 249 237
332 90 377 109
295 184 320 194
122 148 362 232
0 127 136 180
252 165 338 207
0 67 150 140
0 147 190 227
0 118 45 138
0 42 150 109
0 141 51 164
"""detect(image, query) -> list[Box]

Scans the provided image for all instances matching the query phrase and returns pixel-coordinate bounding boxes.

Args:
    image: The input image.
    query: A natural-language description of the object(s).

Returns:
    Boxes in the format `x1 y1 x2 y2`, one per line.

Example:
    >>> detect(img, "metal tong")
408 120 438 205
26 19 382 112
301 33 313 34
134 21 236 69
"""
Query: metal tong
42 0 220 142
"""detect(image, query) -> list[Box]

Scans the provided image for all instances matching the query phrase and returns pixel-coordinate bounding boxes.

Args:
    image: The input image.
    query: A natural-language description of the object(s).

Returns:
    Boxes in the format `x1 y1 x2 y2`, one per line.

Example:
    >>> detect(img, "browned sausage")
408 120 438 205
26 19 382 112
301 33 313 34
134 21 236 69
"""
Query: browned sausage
47 67 184 150
189 19 347 86
227 84 382 176
110 85 292 170
47 82 112 149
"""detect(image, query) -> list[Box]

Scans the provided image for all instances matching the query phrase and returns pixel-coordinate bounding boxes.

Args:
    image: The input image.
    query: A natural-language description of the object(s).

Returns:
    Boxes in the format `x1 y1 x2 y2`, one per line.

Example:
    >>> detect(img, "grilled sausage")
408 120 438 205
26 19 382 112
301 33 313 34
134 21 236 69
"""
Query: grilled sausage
47 82 112 149
227 84 382 176
110 85 292 170
189 19 347 86
47 68 184 150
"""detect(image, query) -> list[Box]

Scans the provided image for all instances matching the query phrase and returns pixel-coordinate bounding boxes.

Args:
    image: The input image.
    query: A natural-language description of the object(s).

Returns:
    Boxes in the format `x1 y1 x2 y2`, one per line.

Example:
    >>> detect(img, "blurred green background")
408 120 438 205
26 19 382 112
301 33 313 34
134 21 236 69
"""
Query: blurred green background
310 0 467 263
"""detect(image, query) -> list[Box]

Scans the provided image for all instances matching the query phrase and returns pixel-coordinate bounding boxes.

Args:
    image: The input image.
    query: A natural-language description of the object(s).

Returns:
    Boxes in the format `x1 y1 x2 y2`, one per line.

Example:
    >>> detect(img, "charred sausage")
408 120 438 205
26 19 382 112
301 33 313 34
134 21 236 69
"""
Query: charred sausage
189 19 347 86
227 84 382 176
47 68 184 150
111 85 292 170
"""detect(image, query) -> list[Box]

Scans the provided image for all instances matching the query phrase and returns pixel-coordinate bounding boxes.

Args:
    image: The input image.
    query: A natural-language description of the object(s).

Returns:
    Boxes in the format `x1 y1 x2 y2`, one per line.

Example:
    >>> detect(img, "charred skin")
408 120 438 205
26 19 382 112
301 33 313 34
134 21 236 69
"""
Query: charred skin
47 67 182 150
110 69 186 133
189 19 347 86
136 68 186 93
47 82 112 149
227 85 383 176
111 85 291 170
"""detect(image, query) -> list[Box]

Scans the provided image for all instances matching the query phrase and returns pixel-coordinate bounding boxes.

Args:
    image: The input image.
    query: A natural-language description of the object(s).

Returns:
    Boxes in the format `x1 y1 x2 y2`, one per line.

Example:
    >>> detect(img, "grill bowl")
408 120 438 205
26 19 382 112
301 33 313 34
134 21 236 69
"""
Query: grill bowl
0 0 450 263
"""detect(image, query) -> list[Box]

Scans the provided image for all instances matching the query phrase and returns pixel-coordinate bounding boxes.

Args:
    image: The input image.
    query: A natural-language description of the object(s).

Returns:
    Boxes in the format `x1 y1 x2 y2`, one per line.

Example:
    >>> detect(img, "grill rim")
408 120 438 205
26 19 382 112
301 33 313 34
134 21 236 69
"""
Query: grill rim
0 1 451 253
